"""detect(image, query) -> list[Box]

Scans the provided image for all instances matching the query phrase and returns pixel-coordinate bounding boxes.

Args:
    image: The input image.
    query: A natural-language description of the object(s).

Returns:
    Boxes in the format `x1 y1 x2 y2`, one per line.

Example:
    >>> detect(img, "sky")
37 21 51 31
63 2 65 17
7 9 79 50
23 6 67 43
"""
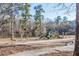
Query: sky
29 3 76 22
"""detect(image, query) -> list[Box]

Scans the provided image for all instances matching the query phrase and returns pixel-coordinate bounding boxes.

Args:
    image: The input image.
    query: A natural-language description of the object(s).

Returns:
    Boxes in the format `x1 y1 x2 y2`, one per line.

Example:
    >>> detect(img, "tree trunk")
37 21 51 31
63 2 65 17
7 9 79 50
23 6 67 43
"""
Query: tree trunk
11 18 14 41
20 22 23 40
21 30 24 40
74 3 79 56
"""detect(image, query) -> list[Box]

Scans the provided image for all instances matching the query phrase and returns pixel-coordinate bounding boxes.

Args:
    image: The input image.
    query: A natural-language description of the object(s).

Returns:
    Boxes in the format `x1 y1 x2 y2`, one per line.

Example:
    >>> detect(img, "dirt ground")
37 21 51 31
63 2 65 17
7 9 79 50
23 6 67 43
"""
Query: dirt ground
0 45 44 56
40 51 73 56
0 35 75 56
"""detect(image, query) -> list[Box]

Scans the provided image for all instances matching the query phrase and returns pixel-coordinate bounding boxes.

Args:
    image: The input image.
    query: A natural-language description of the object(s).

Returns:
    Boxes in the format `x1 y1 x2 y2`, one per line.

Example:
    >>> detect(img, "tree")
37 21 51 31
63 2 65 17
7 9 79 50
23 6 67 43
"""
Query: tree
53 3 75 14
61 16 70 37
74 3 79 56
18 3 31 39
34 5 44 37
9 4 16 41
0 3 15 40
55 16 61 25
63 16 68 22
55 16 62 37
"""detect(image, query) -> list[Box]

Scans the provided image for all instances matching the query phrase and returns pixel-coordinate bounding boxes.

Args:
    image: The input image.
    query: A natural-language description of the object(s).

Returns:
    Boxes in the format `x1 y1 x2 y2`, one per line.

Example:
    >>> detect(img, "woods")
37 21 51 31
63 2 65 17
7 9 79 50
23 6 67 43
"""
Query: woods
0 3 75 40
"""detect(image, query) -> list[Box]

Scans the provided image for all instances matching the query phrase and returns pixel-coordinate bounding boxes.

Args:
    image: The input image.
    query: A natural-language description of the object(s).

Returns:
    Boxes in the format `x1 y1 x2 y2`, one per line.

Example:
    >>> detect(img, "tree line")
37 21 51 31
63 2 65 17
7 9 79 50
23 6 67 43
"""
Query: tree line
0 3 75 40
